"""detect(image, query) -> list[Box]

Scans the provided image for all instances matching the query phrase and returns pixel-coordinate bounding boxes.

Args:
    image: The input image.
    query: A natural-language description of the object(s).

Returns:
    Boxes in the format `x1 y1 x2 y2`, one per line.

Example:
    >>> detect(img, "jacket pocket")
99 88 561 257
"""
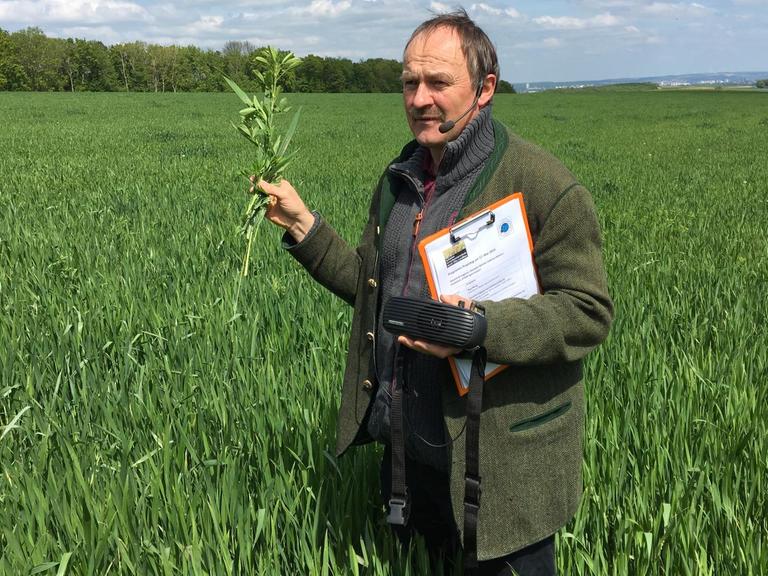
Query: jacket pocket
509 401 572 433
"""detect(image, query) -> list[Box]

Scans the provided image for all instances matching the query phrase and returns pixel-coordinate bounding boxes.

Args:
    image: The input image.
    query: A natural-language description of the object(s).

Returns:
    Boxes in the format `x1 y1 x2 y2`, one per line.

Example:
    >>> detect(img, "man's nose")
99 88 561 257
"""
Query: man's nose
411 82 433 108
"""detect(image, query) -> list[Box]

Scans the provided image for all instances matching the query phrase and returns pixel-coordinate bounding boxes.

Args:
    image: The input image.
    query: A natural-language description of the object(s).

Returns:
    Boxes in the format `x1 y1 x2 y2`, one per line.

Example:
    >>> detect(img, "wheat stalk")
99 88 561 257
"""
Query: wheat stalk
225 47 302 278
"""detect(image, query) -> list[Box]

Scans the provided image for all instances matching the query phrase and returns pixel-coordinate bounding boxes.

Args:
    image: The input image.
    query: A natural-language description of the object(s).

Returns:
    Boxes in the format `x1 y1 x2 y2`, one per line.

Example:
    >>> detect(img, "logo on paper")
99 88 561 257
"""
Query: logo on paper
443 240 468 268
498 219 513 237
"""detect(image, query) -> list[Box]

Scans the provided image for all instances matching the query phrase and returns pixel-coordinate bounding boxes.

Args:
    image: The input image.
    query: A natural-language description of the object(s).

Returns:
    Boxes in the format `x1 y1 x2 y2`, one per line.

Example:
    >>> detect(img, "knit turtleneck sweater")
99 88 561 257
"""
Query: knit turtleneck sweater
367 106 496 471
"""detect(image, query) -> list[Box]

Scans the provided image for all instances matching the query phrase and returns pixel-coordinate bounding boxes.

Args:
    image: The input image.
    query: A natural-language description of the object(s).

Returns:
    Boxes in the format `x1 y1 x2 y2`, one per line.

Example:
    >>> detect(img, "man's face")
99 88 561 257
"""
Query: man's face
402 27 479 151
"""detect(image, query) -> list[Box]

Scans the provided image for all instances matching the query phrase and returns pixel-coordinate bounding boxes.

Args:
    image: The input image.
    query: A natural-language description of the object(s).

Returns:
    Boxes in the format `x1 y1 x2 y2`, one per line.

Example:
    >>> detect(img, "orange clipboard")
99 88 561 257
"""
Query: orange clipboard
417 193 539 396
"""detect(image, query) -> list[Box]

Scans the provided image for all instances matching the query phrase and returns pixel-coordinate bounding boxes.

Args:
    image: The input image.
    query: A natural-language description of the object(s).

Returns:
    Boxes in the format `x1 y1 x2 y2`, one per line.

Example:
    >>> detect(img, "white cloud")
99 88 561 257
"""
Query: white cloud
430 1 451 12
472 3 502 16
542 37 562 48
460 3 522 18
642 2 714 16
303 0 352 17
533 12 622 29
511 35 566 51
580 0 638 7
0 0 151 24
185 15 224 33
59 24 121 42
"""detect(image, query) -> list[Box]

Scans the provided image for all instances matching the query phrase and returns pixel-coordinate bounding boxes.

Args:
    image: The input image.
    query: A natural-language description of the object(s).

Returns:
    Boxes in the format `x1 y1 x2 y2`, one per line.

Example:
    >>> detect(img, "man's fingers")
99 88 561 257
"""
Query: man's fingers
258 179 287 198
397 335 459 359
439 294 472 309
257 179 272 194
247 178 277 198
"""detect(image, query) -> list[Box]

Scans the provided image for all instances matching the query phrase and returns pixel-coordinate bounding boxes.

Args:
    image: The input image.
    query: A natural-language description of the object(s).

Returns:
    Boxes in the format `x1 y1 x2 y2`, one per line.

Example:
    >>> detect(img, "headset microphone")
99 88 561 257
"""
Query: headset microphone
438 82 484 134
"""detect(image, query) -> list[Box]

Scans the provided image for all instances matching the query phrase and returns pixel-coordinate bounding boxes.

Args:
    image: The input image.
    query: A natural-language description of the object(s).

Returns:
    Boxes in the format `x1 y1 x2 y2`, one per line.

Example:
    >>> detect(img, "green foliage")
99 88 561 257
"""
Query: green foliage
0 28 28 90
496 79 516 93
225 47 302 278
9 27 62 90
756 79 768 89
1 90 767 574
0 28 403 93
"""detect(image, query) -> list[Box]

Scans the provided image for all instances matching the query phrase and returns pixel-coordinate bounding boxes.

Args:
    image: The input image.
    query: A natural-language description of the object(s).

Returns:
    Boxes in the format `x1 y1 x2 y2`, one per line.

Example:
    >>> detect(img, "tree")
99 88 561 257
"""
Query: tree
147 44 179 92
59 38 78 91
110 42 151 92
354 58 402 92
496 80 516 94
175 46 221 92
222 40 255 90
0 28 28 90
10 27 65 90
70 39 117 91
293 54 326 92
324 57 354 92
757 79 768 89
1 27 470 93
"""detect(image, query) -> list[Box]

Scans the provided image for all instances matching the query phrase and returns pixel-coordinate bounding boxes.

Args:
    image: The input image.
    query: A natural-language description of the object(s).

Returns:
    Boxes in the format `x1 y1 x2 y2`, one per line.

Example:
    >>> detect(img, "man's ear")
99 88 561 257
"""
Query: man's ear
479 74 497 107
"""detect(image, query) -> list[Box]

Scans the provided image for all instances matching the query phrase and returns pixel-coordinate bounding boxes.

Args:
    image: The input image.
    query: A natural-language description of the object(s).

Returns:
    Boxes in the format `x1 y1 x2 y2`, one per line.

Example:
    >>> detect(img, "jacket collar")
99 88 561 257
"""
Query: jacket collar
388 106 495 195
379 110 507 234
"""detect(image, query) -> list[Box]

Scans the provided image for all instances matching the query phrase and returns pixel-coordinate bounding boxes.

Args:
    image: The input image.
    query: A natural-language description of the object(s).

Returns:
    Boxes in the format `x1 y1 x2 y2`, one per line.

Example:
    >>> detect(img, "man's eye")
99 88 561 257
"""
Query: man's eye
403 80 418 90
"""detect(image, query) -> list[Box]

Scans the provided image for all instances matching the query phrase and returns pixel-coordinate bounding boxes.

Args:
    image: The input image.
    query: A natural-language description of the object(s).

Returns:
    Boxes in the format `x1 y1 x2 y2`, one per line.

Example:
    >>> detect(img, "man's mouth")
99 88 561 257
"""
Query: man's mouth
410 108 443 123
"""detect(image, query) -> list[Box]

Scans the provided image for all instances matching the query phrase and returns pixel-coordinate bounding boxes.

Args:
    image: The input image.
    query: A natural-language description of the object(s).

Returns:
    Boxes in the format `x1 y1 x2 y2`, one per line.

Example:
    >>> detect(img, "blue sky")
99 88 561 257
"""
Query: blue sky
1 0 765 83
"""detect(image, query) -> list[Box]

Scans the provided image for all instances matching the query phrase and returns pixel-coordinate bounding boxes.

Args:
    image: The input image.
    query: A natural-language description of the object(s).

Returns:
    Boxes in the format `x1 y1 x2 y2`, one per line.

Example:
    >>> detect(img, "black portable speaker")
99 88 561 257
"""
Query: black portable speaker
382 296 487 350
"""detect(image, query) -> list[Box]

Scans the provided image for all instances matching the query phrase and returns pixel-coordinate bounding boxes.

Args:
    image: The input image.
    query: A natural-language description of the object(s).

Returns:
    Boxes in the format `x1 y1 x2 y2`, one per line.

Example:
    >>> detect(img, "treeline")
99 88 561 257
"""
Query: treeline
0 27 516 94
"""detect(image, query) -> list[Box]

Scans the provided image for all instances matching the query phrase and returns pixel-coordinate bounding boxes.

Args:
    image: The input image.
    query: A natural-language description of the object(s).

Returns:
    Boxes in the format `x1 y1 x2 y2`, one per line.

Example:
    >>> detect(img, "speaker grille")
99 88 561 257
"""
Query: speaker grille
383 297 486 349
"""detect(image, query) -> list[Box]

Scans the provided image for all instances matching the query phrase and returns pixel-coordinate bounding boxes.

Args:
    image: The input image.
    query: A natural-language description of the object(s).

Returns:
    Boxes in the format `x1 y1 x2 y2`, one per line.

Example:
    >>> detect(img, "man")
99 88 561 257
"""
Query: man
255 10 612 575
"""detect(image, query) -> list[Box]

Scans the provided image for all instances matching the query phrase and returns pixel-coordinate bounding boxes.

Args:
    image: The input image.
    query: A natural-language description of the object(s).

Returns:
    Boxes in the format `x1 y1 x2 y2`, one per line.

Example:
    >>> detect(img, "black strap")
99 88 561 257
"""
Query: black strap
387 349 409 526
463 347 487 574
386 343 487 574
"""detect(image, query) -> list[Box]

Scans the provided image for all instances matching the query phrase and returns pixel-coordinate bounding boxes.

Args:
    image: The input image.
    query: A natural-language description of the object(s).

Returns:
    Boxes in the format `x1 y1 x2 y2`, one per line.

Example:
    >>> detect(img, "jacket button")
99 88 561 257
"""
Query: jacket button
366 331 374 342
362 379 373 391
367 278 377 288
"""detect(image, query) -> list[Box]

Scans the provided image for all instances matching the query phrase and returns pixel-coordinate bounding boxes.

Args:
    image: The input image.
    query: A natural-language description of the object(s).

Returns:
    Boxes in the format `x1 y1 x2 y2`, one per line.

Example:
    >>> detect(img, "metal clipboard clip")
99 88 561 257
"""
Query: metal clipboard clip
450 210 495 244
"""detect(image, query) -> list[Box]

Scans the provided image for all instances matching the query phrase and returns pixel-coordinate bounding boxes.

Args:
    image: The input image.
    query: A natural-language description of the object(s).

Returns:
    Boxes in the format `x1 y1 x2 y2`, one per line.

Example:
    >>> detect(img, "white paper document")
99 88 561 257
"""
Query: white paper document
418 194 540 393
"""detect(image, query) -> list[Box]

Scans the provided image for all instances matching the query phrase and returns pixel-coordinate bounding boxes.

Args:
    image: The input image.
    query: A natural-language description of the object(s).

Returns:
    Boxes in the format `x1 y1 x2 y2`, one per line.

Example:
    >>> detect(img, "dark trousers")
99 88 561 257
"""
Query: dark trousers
380 447 556 575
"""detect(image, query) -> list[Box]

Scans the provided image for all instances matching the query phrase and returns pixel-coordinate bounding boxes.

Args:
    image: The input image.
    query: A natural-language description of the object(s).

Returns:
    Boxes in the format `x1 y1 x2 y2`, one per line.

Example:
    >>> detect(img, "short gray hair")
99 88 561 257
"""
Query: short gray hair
405 8 500 91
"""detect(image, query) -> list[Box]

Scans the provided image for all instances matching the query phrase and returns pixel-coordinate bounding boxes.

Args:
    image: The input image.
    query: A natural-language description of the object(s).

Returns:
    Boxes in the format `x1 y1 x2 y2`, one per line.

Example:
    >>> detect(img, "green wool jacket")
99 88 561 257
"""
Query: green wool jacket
286 120 613 560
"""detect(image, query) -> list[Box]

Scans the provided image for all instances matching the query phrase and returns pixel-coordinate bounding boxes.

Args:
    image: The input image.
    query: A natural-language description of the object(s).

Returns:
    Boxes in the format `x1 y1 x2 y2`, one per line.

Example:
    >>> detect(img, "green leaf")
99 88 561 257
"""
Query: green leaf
30 562 60 575
255 508 266 543
250 95 265 114
643 531 652 557
1 405 30 441
251 116 266 132
278 107 302 157
232 122 254 143
223 76 252 107
662 502 671 528
55 552 73 576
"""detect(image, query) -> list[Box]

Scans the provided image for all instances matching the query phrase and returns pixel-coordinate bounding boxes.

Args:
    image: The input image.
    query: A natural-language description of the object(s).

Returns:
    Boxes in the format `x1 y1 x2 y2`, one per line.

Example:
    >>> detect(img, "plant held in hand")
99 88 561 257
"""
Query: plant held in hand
225 47 302 277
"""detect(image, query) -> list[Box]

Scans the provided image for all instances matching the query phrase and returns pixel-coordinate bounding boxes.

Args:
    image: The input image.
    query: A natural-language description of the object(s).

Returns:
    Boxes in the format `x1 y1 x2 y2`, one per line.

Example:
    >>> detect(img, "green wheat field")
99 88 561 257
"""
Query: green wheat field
1 90 767 574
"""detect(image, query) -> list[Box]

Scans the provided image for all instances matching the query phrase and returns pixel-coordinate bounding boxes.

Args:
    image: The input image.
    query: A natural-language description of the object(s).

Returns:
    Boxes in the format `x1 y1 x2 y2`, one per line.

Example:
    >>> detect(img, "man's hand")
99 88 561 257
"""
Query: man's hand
250 176 315 242
396 294 473 358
